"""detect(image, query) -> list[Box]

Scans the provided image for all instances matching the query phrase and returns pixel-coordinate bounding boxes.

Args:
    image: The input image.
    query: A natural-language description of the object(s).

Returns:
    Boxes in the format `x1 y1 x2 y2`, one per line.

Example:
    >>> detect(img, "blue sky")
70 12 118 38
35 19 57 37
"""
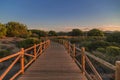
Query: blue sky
0 0 120 31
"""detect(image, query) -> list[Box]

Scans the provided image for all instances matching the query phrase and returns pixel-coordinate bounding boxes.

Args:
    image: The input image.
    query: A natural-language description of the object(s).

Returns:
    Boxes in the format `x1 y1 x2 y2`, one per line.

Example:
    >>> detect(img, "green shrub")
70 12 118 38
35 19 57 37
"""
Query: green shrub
0 23 7 38
96 47 106 53
6 22 29 38
106 32 120 44
0 50 11 58
106 46 120 56
79 41 91 51
86 36 106 41
17 38 41 48
87 40 110 51
87 29 104 36
69 38 85 43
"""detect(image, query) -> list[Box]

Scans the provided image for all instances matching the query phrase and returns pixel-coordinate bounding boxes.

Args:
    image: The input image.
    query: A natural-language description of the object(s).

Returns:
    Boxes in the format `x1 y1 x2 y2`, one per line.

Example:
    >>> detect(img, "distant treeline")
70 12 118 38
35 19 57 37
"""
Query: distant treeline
0 21 120 39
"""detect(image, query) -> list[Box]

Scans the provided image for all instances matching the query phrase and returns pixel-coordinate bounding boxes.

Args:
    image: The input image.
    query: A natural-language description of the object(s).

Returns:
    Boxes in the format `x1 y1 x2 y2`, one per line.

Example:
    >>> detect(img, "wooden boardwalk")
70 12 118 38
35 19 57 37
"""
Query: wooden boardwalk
18 42 86 80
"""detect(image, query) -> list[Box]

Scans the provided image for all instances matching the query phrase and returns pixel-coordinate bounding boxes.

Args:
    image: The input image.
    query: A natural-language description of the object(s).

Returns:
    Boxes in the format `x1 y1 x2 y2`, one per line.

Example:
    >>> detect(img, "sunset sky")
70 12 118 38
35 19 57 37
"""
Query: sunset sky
0 0 120 31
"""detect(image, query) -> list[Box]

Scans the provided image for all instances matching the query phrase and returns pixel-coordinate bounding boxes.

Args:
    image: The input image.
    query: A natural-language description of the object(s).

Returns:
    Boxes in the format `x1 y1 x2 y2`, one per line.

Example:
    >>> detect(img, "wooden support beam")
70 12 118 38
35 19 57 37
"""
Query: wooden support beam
81 47 85 75
73 44 75 57
44 42 46 50
68 42 70 54
34 44 37 59
40 43 42 54
21 48 24 74
115 61 120 80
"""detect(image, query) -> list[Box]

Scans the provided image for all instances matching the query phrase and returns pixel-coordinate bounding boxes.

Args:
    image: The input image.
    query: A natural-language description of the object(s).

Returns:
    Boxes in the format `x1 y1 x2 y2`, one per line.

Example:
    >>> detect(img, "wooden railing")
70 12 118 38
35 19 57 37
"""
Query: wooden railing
41 36 106 40
56 39 120 80
0 40 50 80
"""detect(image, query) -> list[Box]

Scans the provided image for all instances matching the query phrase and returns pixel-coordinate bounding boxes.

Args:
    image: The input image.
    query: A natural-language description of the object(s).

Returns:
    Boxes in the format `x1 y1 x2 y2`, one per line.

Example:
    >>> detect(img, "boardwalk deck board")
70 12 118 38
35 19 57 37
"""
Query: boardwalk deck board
18 42 86 80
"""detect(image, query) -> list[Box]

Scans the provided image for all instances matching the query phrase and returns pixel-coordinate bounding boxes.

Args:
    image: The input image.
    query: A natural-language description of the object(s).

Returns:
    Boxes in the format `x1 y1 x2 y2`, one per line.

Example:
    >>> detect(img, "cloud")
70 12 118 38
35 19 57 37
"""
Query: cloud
29 25 120 32
98 25 120 31
59 25 120 31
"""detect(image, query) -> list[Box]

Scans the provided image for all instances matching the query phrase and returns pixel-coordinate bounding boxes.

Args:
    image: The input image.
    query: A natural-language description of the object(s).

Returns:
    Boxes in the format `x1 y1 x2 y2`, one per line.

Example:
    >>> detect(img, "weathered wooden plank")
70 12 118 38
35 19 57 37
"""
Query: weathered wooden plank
18 42 86 80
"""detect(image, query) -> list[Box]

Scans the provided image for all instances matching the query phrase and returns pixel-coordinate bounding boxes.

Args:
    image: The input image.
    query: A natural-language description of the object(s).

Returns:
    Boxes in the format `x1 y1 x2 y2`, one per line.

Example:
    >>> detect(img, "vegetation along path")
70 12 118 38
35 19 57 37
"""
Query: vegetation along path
18 42 86 80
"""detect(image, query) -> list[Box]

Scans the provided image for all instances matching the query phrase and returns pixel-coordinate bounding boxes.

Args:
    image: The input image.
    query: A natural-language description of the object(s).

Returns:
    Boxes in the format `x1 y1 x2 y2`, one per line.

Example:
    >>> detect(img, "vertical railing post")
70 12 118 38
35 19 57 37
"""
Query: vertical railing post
68 42 70 54
65 41 66 48
44 41 46 50
60 40 62 44
115 61 120 80
49 40 50 46
46 41 47 48
64 41 66 48
34 44 37 59
63 40 65 46
21 48 24 74
73 44 75 58
40 43 42 54
47 41 48 46
47 40 49 47
81 47 85 75
67 41 68 49
66 41 67 48
67 41 69 49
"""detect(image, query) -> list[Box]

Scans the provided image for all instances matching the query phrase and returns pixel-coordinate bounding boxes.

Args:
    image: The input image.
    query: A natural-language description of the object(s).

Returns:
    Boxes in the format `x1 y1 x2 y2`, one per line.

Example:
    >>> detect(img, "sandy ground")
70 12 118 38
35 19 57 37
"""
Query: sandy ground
0 37 24 80
0 37 23 53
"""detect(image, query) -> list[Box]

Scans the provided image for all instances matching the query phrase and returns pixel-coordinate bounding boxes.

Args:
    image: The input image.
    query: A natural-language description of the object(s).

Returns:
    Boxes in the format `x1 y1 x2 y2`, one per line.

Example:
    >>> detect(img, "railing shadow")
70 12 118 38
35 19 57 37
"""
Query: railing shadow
0 40 50 80
55 39 119 80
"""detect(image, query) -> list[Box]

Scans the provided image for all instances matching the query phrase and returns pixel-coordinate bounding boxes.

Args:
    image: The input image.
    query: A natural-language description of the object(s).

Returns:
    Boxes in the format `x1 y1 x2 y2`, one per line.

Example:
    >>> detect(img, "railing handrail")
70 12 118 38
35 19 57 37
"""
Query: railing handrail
74 47 116 71
85 51 116 71
0 40 50 80
56 39 119 80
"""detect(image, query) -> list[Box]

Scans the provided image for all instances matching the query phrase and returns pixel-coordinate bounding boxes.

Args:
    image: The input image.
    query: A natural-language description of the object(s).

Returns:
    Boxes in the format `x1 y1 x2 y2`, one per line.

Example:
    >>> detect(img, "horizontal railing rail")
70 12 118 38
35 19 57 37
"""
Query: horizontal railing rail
41 36 106 40
0 40 50 80
55 39 120 80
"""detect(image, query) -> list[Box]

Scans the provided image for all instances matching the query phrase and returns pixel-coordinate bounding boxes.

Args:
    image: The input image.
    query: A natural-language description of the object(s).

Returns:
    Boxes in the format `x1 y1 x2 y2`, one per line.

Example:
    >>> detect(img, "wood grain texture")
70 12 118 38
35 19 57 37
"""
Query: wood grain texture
18 42 86 80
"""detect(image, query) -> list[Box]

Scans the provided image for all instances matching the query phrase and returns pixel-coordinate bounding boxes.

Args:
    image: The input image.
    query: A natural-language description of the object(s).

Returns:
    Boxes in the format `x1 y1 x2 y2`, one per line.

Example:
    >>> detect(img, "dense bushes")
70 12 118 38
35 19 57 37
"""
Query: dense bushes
86 40 110 51
0 23 7 38
68 38 85 43
30 29 47 38
70 29 83 36
106 46 120 56
78 41 91 50
80 40 120 57
68 36 120 58
0 50 11 58
0 22 32 38
96 48 106 53
87 29 104 36
6 22 30 38
48 30 57 36
17 38 41 48
106 32 120 44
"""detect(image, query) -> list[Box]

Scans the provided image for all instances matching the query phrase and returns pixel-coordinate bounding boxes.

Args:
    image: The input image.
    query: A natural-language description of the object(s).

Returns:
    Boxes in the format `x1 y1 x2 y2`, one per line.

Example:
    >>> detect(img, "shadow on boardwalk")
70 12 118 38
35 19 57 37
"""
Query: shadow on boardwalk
18 42 86 80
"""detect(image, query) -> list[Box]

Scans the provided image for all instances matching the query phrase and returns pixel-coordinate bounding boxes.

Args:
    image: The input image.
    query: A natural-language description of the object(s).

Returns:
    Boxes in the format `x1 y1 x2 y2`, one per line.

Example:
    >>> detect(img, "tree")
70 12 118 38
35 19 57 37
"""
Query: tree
0 23 7 38
70 29 83 36
39 30 47 37
57 32 67 36
30 29 47 38
106 32 120 44
5 22 29 37
87 29 104 36
48 30 57 36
